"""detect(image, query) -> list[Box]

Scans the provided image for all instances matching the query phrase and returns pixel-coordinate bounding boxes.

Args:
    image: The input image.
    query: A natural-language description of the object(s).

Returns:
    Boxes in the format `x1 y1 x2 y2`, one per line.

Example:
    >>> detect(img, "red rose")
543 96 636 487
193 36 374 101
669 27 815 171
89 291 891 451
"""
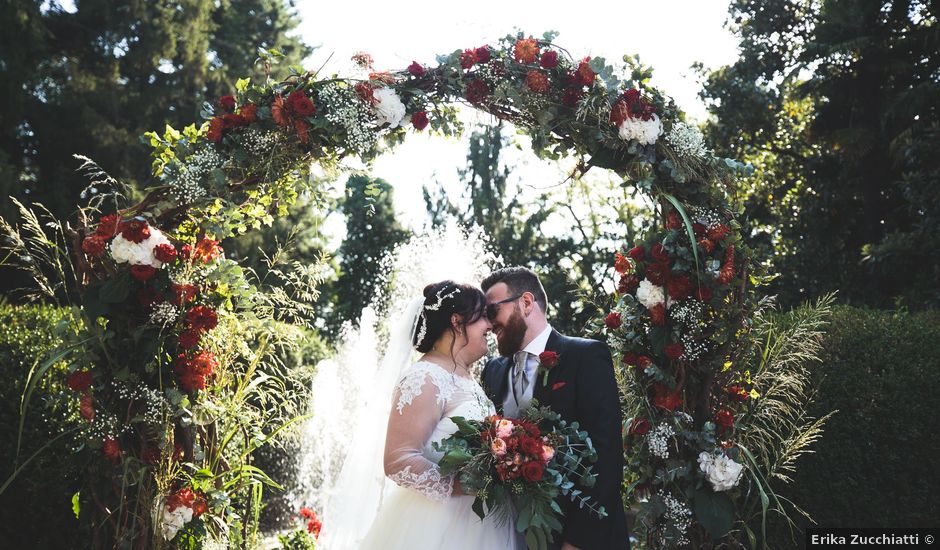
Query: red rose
540 50 558 69
649 304 666 326
239 103 257 123
95 214 121 237
521 436 542 456
207 116 224 143
665 343 684 360
637 355 653 370
666 210 681 230
707 223 730 241
715 408 734 432
80 394 95 421
460 49 477 69
121 219 150 243
178 330 201 350
525 70 550 94
667 275 693 299
286 90 316 117
407 61 426 77
219 95 236 112
81 235 107 258
618 274 640 294
521 460 544 482
103 438 122 463
562 87 583 108
727 385 749 402
628 417 651 436
190 350 218 376
68 370 93 392
605 312 622 329
187 305 218 332
171 283 198 306
192 237 222 263
192 496 208 516
538 351 559 368
153 243 177 264
645 262 670 286
465 79 489 104
167 488 195 511
622 351 638 366
130 264 156 282
627 246 645 261
653 383 682 411
576 57 595 86
475 46 491 63
695 286 713 302
411 111 429 131
692 222 707 237
514 37 539 64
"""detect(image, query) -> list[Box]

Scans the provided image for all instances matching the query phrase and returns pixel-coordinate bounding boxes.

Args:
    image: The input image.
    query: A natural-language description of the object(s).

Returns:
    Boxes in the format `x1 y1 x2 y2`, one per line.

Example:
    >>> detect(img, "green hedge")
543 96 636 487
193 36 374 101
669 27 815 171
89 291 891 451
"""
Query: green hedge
769 305 940 546
0 301 84 547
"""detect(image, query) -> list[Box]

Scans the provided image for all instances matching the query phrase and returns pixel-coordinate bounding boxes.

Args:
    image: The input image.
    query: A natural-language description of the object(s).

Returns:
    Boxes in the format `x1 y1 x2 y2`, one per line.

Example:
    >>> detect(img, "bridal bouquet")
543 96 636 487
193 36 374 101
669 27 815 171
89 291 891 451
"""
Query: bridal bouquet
434 405 607 550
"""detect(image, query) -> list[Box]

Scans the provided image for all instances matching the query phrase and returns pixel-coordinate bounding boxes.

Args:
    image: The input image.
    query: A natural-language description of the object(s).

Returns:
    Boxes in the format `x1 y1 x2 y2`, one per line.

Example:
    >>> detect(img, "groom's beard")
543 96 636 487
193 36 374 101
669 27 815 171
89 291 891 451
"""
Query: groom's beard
495 306 527 357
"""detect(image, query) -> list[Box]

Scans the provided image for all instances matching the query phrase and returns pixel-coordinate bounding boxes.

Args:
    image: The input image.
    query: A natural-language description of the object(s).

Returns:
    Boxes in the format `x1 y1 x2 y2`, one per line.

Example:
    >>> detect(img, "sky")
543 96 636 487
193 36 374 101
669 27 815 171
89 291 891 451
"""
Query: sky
294 0 741 233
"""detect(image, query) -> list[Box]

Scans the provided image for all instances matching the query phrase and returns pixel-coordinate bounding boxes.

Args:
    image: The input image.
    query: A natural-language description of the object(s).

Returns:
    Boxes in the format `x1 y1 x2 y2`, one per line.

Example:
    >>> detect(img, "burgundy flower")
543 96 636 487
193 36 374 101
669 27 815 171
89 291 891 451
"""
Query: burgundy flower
514 37 539 64
136 287 162 308
605 312 622 329
525 70 550 94
153 243 178 264
651 243 670 263
474 46 491 63
81 235 107 258
219 95 236 113
103 438 122 463
521 460 544 482
95 214 121 237
653 383 682 411
628 417 651 436
411 111 429 131
540 50 558 69
727 386 749 402
667 275 693 300
649 304 666 326
465 79 489 104
286 90 316 117
407 61 426 77
538 351 559 368
707 223 731 241
715 408 734 432
621 351 638 366
239 103 258 123
627 246 645 261
618 274 640 294
171 283 198 306
222 112 245 130
121 219 150 244
614 252 632 274
666 210 682 230
562 87 583 108
178 330 201 350
645 262 670 286
576 56 595 86
460 49 478 69
695 286 713 303
186 305 218 333
207 117 224 143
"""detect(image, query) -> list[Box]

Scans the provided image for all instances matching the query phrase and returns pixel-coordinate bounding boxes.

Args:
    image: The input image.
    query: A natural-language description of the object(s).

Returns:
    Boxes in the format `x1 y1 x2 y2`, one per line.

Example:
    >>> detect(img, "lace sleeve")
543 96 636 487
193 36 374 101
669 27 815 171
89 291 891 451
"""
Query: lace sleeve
383 366 455 502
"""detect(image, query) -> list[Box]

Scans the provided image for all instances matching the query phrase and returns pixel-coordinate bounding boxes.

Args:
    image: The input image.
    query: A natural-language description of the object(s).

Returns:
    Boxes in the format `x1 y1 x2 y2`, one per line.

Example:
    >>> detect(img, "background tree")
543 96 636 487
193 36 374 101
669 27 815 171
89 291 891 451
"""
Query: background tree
318 174 410 339
698 0 939 308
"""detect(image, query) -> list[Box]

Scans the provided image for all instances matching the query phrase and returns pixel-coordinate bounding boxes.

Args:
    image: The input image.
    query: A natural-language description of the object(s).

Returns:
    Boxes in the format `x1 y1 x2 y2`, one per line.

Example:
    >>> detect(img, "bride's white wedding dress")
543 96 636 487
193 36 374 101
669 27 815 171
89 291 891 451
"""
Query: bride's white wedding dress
358 360 521 550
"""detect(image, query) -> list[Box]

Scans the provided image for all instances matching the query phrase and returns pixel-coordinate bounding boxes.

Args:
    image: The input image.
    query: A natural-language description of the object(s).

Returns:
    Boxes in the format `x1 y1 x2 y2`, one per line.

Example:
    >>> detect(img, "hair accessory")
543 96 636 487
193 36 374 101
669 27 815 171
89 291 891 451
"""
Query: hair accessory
424 286 461 311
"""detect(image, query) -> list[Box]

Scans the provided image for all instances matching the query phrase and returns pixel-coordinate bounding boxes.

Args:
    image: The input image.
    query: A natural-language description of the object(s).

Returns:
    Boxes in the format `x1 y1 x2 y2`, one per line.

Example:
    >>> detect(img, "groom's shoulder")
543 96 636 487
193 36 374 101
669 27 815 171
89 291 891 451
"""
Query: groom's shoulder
555 331 608 353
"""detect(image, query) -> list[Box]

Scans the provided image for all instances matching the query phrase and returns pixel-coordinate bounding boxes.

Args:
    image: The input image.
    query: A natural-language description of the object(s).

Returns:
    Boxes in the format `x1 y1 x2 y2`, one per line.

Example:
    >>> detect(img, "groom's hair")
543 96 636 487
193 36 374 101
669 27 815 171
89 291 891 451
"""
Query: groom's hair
481 267 548 314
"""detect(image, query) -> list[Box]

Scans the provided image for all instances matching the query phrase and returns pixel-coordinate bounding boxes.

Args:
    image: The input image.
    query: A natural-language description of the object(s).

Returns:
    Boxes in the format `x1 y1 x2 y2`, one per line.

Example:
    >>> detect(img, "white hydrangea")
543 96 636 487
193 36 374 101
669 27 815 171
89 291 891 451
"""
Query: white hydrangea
160 503 193 541
618 113 662 145
373 87 406 128
698 451 744 492
636 278 665 309
666 121 707 158
109 228 172 267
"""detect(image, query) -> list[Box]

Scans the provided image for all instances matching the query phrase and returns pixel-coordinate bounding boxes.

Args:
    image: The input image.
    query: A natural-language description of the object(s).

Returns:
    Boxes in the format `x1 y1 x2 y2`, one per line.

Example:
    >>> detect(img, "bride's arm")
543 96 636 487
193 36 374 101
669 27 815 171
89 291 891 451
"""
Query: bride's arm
383 372 456 502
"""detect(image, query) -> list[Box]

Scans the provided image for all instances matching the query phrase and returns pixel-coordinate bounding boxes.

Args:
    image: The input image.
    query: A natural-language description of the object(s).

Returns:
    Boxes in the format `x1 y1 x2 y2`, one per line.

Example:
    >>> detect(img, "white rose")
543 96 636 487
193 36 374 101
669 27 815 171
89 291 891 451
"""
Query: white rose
698 451 744 492
109 228 172 267
636 278 665 309
373 87 406 128
618 113 662 145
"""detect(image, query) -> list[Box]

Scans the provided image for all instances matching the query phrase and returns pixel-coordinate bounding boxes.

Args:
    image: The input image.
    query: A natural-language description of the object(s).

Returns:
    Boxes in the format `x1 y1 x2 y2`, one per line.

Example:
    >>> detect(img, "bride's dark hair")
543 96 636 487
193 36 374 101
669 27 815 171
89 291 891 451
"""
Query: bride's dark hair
413 280 486 353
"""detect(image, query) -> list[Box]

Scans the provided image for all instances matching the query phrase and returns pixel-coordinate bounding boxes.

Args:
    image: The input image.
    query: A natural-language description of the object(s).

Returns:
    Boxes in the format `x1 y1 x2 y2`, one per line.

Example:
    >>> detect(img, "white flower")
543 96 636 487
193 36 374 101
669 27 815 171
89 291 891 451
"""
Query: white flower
109 228 172 268
636 278 665 309
618 113 662 145
666 121 707 158
698 451 744 492
373 87 406 128
160 504 194 541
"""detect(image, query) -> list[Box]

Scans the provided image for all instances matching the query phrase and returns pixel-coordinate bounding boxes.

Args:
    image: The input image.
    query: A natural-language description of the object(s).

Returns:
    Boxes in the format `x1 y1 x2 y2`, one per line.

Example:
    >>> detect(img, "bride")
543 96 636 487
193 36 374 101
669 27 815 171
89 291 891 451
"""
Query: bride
317 280 522 550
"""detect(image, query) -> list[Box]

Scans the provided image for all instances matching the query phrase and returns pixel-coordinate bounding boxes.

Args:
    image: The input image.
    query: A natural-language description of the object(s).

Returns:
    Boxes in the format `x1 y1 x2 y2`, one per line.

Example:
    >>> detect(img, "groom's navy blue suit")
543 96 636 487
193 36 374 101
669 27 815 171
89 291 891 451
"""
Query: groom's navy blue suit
481 329 630 550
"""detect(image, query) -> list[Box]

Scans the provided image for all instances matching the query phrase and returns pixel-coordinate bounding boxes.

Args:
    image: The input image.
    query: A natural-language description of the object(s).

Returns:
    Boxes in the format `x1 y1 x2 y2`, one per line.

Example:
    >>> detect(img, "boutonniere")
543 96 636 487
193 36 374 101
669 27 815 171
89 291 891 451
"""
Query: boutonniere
538 351 560 386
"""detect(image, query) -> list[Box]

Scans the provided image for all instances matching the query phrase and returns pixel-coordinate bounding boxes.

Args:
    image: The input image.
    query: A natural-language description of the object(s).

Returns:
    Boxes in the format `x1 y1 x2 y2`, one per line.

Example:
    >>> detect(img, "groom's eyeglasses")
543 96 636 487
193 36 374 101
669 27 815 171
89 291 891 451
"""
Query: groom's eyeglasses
485 294 523 321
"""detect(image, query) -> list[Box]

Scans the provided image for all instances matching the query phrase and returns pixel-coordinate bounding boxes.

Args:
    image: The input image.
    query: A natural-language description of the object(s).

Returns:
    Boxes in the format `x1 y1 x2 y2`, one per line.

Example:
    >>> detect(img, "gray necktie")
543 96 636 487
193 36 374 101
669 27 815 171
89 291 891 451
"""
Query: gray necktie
512 350 530 405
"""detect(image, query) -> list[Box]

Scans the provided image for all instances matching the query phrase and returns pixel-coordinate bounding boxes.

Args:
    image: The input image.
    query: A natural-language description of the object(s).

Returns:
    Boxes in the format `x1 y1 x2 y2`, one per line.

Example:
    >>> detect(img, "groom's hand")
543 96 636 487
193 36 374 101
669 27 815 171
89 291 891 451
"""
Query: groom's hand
560 543 582 550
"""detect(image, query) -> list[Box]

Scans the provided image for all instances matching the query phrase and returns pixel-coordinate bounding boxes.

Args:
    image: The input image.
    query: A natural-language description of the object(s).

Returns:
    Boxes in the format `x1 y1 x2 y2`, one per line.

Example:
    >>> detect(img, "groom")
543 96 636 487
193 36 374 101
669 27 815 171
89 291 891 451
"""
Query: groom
481 267 629 550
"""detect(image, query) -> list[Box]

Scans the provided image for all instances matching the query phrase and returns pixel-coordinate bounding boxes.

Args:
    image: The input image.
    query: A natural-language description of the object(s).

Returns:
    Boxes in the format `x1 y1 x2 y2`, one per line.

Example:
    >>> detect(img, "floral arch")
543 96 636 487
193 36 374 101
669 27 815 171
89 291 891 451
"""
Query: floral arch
44 31 771 549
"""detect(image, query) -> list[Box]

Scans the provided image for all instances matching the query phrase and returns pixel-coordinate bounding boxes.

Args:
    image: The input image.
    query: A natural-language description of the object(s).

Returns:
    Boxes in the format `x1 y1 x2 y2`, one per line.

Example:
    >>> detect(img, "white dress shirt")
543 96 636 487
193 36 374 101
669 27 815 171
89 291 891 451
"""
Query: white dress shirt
502 324 553 417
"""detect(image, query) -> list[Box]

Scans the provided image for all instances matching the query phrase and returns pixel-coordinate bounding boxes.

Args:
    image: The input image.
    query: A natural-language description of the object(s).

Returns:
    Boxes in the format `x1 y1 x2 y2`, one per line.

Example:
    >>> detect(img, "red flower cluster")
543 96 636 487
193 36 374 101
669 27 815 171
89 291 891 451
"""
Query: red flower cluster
153 243 178 264
652 383 682 411
539 50 558 69
130 264 156 282
407 61 426 77
726 385 749 402
525 70 550 94
207 96 257 143
299 507 322 538
465 79 490 104
605 312 622 329
272 90 316 144
610 88 656 126
627 417 651 436
81 235 107 257
174 350 218 392
186 305 218 333
664 343 684 361
103 437 122 463
191 237 222 264
67 370 93 392
714 408 734 433
513 37 539 64
171 283 198 306
482 415 553 483
167 488 208 516
80 394 95 421
121 219 151 243
411 111 429 131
